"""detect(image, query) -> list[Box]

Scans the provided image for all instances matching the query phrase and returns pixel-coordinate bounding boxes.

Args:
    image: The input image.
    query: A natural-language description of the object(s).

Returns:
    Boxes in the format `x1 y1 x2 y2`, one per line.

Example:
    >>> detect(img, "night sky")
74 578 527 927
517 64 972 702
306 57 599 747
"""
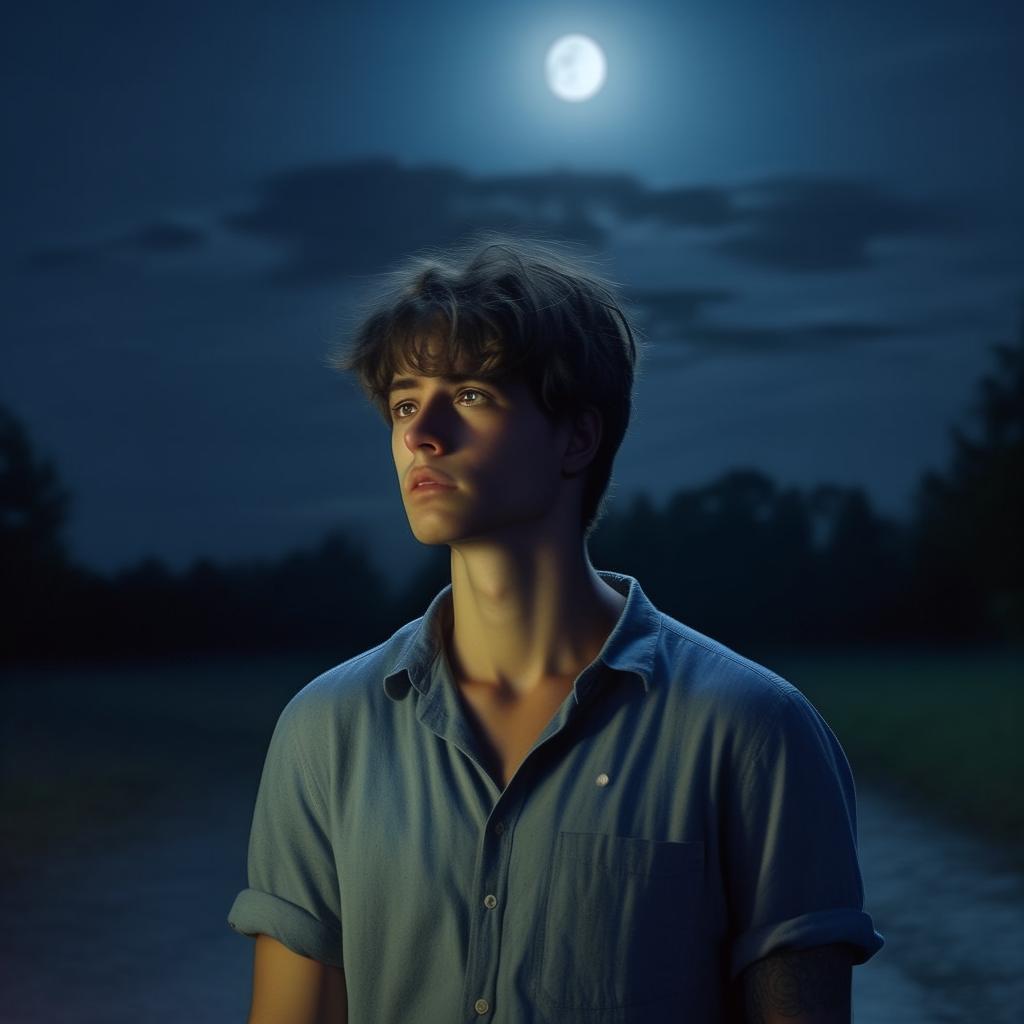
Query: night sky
4 0 1022 583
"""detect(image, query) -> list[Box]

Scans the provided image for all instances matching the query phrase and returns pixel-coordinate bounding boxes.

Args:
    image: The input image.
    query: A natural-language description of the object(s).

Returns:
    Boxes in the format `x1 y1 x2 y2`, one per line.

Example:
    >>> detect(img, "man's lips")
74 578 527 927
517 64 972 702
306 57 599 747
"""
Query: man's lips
407 466 457 491
411 480 455 493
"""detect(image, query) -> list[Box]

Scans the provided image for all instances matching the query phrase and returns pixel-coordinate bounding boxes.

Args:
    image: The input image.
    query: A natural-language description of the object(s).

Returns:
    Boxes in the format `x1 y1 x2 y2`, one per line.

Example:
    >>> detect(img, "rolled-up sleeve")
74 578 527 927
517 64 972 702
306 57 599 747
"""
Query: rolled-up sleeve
227 698 343 967
725 679 885 982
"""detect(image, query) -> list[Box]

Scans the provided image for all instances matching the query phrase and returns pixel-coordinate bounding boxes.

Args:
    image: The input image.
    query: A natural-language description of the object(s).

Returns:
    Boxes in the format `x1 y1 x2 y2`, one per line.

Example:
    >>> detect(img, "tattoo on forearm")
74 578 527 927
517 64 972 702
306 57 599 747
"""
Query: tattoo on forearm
742 943 853 1022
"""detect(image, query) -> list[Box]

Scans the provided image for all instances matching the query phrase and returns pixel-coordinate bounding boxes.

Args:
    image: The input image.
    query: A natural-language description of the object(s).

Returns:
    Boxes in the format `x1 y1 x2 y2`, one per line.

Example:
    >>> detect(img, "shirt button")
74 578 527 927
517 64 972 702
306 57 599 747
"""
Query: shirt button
474 997 490 1014
596 772 610 787
494 821 505 835
483 893 497 909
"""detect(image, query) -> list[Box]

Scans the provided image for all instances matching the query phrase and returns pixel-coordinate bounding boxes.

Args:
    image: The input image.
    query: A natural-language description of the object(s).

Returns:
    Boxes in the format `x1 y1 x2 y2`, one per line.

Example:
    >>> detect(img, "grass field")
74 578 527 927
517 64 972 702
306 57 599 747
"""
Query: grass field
755 645 1024 871
2 647 1022 872
0 652 336 869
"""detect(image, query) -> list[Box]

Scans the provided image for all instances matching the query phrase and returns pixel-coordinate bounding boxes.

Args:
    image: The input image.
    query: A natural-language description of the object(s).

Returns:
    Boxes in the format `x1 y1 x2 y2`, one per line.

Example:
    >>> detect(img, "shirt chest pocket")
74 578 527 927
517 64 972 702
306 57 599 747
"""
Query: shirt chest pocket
534 831 705 1014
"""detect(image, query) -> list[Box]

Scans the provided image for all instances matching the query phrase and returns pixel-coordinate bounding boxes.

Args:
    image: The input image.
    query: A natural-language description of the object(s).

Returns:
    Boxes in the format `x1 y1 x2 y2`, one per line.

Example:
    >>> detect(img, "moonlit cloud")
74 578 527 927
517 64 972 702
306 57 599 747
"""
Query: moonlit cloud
23 161 970 285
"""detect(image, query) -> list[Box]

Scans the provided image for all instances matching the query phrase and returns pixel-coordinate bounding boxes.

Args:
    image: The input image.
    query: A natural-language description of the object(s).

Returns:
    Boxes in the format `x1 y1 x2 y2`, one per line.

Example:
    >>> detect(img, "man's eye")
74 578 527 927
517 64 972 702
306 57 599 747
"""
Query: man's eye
392 389 487 419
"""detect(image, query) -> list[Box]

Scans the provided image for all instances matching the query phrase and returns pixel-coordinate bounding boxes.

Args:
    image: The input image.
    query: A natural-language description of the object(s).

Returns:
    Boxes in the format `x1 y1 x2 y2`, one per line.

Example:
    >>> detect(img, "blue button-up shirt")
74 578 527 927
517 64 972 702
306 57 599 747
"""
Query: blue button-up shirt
228 570 884 1022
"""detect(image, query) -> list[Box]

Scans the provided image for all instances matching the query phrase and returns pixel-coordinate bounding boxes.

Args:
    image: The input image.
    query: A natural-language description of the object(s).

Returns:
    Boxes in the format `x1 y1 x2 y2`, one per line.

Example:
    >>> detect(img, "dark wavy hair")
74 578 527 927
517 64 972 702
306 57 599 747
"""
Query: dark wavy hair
325 231 646 542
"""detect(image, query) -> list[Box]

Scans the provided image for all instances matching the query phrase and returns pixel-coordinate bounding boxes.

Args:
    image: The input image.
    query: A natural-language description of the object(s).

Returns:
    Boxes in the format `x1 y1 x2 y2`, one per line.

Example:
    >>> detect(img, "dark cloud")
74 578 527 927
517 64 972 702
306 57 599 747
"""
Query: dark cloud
471 170 736 229
22 244 93 271
22 160 968 283
665 318 923 356
621 285 923 358
217 161 966 284
716 177 965 272
610 284 925 360
21 219 205 272
624 286 735 337
621 282 932 357
128 221 205 251
220 159 477 285
221 163 970 282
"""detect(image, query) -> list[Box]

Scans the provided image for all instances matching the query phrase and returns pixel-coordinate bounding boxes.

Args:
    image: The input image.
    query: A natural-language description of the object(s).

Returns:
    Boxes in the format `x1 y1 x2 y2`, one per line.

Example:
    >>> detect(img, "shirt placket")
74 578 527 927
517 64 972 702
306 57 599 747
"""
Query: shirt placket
430 672 598 1023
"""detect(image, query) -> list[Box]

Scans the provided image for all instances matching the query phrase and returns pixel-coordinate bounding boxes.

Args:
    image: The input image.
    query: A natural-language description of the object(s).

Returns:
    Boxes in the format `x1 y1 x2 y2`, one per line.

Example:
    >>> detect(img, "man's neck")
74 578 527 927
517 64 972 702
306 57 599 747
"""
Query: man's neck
445 554 626 701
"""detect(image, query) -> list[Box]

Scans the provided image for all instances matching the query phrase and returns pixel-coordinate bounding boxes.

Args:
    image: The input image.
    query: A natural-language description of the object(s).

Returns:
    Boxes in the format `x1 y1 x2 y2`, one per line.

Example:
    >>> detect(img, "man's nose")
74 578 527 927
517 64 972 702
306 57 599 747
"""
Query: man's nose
402 396 454 452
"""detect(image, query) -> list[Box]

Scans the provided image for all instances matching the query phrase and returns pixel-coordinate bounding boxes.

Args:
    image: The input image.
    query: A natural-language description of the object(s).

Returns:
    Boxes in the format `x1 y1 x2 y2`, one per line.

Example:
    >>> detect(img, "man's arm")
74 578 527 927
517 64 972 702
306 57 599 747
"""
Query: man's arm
247 933 348 1024
738 942 857 1024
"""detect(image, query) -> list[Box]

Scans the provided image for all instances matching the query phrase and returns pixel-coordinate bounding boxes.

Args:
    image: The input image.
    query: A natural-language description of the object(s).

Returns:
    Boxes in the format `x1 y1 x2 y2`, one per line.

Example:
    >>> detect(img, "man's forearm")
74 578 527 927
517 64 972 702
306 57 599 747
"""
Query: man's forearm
738 942 856 1023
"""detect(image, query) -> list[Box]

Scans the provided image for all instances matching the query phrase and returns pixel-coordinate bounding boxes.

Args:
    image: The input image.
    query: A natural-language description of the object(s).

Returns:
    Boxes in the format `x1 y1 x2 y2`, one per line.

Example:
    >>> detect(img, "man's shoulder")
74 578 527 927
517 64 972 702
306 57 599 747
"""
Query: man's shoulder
653 610 849 775
278 615 422 721
656 610 794 702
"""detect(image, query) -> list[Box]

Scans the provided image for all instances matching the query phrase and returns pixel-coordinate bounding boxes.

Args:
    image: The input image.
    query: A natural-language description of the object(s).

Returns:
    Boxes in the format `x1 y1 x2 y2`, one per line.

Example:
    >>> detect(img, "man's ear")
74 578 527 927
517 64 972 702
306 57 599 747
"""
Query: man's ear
561 404 602 479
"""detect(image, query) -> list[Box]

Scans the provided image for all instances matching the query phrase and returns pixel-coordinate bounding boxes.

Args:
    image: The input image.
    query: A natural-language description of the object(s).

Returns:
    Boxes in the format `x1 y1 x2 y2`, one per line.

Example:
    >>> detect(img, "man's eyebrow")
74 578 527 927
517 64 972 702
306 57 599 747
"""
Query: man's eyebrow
386 374 494 397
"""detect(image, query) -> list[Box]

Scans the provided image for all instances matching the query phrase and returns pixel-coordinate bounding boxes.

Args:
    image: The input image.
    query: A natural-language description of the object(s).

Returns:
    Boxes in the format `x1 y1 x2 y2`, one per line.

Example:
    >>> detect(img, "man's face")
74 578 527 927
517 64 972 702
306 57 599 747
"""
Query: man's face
389 360 576 548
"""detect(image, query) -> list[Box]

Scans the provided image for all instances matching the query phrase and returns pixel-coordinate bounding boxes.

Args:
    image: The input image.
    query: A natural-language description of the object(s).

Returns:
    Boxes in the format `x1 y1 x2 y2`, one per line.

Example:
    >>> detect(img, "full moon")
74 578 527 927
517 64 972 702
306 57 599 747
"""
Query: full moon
545 34 606 102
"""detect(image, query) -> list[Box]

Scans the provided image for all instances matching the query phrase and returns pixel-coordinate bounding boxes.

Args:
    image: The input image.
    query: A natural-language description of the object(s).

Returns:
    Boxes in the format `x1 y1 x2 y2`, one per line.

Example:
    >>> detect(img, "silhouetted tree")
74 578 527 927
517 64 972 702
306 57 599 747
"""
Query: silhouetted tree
109 556 180 653
264 527 396 653
0 403 71 565
911 303 1024 644
589 468 909 649
0 403 76 658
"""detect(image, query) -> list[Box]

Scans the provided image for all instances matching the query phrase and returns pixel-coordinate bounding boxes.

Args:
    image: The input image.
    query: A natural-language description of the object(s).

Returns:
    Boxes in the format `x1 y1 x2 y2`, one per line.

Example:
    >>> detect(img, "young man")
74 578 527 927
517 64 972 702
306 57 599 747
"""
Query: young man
227 233 884 1023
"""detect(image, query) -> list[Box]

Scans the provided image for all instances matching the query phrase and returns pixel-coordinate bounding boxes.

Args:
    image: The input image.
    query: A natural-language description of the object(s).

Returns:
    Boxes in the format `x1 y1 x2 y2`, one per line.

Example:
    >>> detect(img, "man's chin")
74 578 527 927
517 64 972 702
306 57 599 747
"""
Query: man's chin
409 521 461 545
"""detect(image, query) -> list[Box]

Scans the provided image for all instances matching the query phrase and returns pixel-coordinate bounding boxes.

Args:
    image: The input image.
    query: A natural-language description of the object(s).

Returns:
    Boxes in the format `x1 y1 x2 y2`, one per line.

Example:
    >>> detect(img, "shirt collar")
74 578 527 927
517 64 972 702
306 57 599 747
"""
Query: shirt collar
382 570 662 704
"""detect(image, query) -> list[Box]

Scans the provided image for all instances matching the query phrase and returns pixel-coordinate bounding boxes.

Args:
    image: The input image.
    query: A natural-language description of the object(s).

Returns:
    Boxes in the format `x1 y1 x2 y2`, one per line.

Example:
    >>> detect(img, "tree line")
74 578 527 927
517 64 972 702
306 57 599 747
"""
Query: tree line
2 310 1021 666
